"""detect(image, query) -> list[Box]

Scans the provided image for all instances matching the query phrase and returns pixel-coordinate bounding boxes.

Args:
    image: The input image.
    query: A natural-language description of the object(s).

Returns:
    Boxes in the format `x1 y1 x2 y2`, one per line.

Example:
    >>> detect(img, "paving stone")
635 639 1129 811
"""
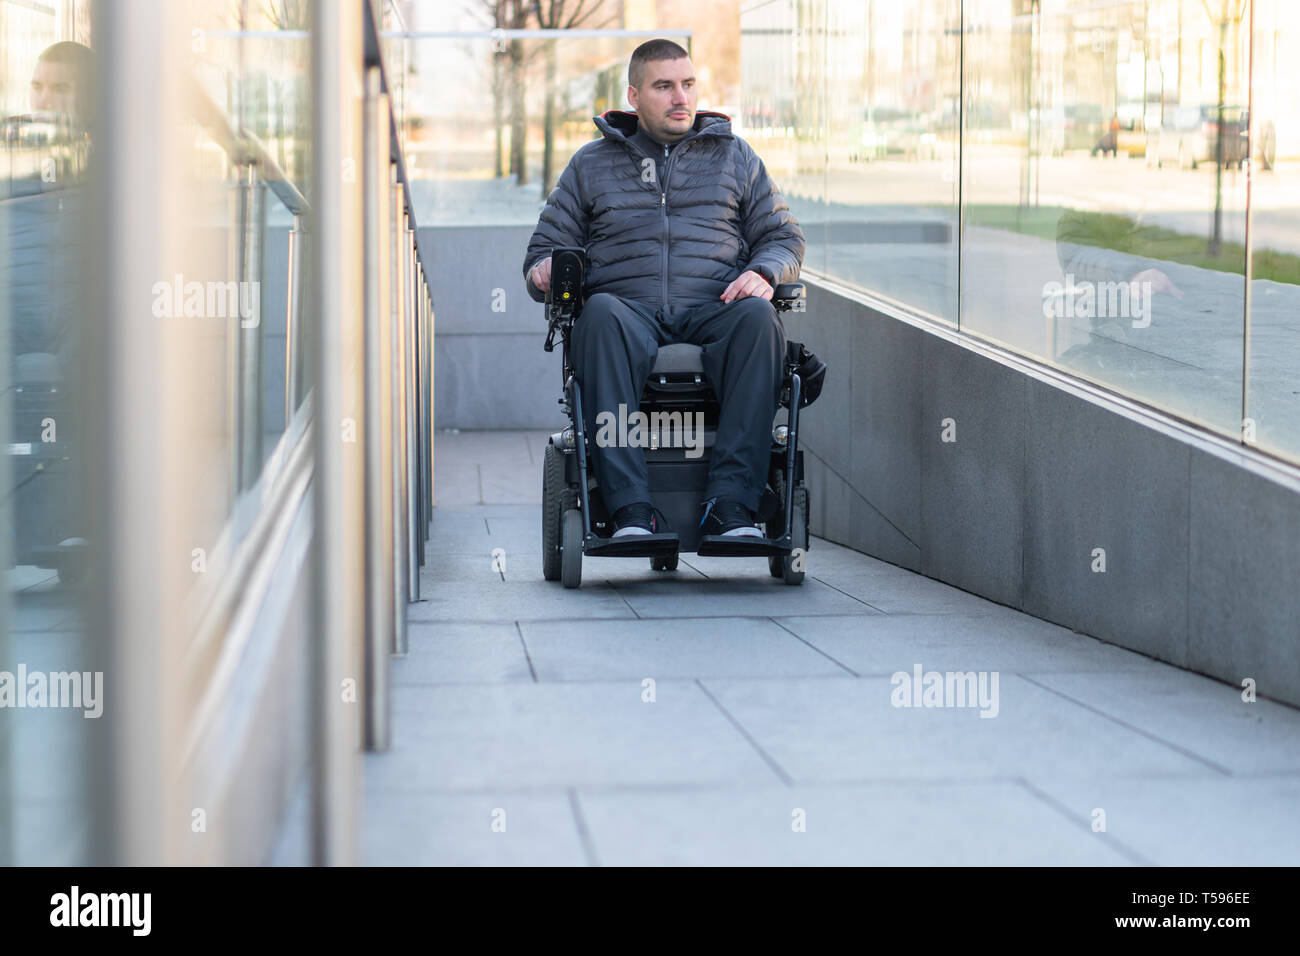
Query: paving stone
518 617 849 681
360 789 587 866
1026 774 1300 866
698 674 1211 784
397 622 535 684
367 680 781 792
1026 669 1300 774
578 780 1130 866
777 613 1161 676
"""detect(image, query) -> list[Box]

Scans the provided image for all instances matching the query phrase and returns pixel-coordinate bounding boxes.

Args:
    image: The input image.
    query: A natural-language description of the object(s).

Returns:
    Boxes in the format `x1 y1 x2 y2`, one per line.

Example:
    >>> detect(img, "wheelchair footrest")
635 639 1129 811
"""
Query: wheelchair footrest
697 535 790 557
584 533 680 558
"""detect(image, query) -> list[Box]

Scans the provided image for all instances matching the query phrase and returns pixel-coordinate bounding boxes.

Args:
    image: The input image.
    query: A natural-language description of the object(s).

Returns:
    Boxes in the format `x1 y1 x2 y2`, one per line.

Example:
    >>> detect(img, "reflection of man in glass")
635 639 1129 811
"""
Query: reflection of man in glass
6 40 93 350
31 41 94 128
1054 209 1183 379
5 41 93 188
3 41 94 580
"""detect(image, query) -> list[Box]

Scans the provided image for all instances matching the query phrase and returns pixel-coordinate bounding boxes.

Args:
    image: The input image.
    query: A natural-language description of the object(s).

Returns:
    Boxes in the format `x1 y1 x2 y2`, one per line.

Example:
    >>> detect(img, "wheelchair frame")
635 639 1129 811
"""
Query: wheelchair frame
541 247 811 588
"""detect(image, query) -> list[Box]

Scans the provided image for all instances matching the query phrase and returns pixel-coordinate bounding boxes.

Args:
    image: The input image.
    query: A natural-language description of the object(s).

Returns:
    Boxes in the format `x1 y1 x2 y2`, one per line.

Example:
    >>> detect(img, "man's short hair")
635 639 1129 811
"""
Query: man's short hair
38 40 93 73
628 39 689 90
38 43 94 91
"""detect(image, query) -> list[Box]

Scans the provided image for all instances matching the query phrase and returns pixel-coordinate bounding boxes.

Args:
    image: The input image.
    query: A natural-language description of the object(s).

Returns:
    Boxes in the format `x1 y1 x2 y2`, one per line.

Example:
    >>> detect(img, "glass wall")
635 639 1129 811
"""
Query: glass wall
1 0 94 865
1 0 315 863
742 0 828 275
744 0 961 320
189 8 312 480
963 0 1250 440
400 31 699 225
743 0 1300 464
0 0 437 866
1247 0 1300 458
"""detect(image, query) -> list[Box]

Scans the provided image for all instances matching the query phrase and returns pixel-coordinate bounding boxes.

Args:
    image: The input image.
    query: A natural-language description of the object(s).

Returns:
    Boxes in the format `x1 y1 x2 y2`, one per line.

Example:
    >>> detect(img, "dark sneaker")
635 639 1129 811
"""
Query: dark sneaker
699 496 763 538
612 501 661 537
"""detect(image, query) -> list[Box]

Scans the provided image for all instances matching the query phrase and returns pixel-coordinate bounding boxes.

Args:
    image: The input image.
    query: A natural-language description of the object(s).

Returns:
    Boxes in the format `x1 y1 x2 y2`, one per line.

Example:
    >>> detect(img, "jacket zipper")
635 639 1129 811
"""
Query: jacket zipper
659 140 698 310
611 123 722 311
661 143 670 310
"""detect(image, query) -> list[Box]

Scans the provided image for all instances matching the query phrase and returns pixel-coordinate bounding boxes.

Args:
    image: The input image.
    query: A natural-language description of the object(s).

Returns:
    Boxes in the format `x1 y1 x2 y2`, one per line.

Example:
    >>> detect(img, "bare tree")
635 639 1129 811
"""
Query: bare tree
472 0 515 179
260 0 310 179
1201 0 1248 258
502 0 535 185
467 0 536 183
260 0 308 28
530 0 615 195
471 0 620 189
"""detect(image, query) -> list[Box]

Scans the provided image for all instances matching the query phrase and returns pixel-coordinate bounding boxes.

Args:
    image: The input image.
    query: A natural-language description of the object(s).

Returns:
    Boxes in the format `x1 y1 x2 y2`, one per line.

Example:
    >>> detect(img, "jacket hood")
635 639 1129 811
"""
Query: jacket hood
593 109 732 143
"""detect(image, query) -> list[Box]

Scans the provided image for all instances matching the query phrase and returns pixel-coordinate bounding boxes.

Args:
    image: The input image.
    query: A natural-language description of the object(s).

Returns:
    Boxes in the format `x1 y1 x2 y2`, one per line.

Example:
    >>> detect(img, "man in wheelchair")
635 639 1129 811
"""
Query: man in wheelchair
523 39 814 584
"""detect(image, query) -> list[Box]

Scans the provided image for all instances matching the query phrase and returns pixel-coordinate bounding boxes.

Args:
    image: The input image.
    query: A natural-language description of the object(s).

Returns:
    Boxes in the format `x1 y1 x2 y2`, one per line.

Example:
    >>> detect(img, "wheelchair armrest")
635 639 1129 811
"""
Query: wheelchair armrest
773 283 806 313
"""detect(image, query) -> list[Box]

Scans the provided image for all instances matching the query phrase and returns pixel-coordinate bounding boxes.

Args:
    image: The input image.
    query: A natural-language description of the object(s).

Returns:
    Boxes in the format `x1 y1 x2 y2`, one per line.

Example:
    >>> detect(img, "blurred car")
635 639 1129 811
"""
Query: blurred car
848 106 907 162
848 107 944 162
1115 104 1160 157
1063 103 1105 151
1146 105 1250 169
1029 105 1064 156
3 112 64 146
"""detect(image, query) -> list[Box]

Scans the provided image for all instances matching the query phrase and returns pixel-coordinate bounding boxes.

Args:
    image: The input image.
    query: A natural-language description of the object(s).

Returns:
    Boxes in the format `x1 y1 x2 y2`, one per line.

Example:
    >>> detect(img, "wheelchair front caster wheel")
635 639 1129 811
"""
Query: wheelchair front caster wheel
650 554 679 572
561 508 583 589
779 486 807 586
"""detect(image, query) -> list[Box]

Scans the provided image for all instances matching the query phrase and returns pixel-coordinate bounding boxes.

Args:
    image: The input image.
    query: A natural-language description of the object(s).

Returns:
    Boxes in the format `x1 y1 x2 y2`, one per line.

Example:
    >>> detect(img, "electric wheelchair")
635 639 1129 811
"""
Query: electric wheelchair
540 246 826 589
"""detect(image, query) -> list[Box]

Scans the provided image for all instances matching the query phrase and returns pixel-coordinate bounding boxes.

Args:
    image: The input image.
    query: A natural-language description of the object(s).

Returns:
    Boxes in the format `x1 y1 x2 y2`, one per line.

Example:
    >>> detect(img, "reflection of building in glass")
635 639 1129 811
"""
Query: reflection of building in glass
739 0 1300 461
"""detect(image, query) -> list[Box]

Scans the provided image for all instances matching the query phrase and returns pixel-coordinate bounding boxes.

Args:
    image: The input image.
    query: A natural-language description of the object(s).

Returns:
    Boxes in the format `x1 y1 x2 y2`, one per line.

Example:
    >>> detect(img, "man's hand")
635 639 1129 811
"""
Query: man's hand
1130 267 1184 300
720 269 773 304
529 256 553 294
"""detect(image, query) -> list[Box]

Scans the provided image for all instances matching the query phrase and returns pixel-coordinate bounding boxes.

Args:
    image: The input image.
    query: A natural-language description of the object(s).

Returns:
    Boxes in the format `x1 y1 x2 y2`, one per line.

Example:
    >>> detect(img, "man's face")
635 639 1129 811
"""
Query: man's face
31 59 78 116
628 56 697 143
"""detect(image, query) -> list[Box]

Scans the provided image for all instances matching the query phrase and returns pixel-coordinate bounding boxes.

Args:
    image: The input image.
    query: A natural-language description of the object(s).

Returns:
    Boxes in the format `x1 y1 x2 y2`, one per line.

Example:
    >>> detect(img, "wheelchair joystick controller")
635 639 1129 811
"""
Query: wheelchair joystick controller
544 246 587 353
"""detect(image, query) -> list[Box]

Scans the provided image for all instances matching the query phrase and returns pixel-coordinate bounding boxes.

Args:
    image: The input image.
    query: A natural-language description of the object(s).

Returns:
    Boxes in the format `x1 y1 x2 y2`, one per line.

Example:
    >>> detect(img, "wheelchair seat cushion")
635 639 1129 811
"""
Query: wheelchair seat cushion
651 342 705 377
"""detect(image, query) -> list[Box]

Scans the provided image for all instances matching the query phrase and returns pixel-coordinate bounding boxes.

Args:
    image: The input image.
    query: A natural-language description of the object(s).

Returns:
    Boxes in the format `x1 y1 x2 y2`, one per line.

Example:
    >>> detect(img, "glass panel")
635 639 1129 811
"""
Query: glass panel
1 0 94 865
190 17 311 470
824 0 960 321
1 1 317 862
404 32 737 226
742 0 826 275
962 0 1249 439
384 0 409 162
1245 0 1300 462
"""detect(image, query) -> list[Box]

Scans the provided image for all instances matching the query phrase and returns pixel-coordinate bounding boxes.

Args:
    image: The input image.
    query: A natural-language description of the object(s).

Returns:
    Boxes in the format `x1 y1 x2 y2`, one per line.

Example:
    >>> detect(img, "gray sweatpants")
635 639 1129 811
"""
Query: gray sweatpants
569 291 786 516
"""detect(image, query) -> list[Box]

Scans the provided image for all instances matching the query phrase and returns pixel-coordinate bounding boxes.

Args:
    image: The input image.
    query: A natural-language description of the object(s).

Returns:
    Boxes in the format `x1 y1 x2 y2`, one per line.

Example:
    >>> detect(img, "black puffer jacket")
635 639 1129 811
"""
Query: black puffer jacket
523 109 804 310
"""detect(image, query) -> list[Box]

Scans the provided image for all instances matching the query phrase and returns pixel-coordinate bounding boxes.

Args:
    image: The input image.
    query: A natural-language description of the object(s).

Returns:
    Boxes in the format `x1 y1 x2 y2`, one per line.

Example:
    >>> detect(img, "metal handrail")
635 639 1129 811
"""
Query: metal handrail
241 129 309 216
185 76 310 216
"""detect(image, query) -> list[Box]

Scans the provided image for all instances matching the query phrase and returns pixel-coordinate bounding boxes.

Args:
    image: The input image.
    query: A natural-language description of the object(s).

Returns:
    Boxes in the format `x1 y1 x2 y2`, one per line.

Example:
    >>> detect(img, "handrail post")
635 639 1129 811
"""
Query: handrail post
390 173 409 654
411 261 425 563
406 225 420 601
310 0 364 867
285 213 308 417
427 285 435 515
362 66 393 751
236 164 267 491
424 278 433 533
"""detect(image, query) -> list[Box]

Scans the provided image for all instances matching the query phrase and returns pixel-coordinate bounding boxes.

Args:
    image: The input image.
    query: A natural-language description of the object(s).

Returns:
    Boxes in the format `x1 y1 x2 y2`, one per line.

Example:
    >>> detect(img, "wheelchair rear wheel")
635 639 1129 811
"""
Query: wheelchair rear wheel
542 442 564 581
